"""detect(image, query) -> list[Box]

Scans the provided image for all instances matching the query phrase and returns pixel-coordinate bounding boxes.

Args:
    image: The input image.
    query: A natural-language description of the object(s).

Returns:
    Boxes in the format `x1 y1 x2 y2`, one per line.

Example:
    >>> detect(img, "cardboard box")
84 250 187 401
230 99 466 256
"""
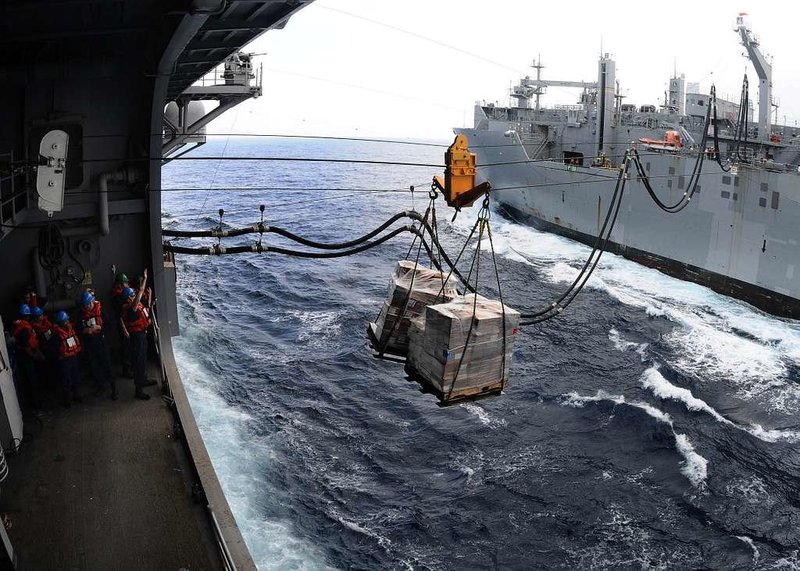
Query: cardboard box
407 294 519 401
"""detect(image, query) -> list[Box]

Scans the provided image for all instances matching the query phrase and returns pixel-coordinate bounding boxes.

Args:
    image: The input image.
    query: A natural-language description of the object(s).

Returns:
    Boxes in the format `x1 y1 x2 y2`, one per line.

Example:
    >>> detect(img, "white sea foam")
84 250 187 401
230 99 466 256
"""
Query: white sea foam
487 214 800 415
724 476 772 506
608 328 640 353
562 390 624 408
174 340 331 570
461 402 507 429
329 509 393 552
608 328 649 360
735 535 760 565
641 367 727 423
746 423 800 444
447 450 484 484
640 367 800 444
770 551 800 570
288 309 344 343
673 434 708 487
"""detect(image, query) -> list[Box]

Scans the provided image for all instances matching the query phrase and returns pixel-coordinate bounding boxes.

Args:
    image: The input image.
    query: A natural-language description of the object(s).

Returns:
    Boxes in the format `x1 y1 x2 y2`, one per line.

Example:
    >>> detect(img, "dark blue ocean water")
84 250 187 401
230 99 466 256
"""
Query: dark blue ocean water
163 138 800 570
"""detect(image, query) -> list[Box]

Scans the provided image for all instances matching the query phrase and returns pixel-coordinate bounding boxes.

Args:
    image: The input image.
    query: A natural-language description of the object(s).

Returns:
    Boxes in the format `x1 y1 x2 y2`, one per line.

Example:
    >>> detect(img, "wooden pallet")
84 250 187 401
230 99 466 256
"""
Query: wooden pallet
366 322 407 363
404 362 504 406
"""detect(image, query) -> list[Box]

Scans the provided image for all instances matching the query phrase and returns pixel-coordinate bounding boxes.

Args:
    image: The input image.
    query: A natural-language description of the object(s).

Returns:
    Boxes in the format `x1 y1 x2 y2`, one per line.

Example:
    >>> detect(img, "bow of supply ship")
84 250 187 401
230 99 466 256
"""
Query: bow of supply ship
0 1 314 568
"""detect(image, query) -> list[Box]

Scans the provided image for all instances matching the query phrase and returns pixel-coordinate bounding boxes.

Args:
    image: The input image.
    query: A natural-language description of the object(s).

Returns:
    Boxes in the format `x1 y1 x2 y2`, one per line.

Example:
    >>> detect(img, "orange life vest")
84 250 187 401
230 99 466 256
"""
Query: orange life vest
81 300 104 334
31 316 54 342
123 301 151 333
54 323 82 358
12 319 39 352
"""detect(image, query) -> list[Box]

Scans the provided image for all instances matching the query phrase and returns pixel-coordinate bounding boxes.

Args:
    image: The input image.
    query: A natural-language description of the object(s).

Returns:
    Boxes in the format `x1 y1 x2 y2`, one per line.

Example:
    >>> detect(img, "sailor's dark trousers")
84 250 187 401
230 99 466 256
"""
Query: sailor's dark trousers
85 334 114 392
57 356 79 399
129 330 147 391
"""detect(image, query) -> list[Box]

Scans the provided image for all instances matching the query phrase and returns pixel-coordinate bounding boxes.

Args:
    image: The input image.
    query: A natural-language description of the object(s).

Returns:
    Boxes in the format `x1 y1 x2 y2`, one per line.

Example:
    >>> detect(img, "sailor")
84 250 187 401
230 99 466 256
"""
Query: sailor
11 304 44 408
30 306 57 389
121 269 153 400
79 292 117 400
111 272 132 377
53 310 82 407
21 285 39 310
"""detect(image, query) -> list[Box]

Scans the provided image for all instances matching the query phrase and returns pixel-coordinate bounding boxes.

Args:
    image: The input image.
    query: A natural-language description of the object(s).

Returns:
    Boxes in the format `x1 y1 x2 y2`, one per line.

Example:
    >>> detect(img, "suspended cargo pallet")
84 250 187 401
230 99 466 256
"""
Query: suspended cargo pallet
405 294 519 405
368 260 459 360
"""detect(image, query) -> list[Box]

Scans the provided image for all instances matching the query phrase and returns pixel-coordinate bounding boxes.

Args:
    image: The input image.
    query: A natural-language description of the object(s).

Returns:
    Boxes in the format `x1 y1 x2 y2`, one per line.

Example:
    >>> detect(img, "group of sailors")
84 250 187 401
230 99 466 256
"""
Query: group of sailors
9 269 156 408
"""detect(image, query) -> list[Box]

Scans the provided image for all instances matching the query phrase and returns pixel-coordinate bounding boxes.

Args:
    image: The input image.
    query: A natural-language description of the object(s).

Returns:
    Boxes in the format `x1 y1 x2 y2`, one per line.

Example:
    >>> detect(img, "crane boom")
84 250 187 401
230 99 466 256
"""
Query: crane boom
735 14 772 141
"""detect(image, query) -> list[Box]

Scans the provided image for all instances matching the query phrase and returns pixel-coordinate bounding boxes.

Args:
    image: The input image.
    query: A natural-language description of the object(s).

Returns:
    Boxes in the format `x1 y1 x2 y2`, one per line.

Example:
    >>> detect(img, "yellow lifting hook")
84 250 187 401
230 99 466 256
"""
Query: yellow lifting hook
433 134 491 210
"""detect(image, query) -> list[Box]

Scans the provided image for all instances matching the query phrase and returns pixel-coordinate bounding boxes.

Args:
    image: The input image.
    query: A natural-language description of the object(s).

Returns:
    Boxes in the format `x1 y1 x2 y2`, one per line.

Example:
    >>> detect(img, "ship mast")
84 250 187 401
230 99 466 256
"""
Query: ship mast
735 13 772 141
532 56 545 117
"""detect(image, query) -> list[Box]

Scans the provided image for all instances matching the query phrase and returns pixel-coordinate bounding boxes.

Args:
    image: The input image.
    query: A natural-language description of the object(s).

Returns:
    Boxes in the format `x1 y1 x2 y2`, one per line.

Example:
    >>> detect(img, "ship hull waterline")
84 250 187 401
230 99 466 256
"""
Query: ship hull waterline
496 201 800 319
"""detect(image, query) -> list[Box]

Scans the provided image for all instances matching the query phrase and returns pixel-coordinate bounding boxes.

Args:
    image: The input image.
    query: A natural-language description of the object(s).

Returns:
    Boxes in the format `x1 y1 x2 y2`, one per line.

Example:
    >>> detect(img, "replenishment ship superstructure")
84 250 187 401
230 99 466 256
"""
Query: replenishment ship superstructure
457 15 800 318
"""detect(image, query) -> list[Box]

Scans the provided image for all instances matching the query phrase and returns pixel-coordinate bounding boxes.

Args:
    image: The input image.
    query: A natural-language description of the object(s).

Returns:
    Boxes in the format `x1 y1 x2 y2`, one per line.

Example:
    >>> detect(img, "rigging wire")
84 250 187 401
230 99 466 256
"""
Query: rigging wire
77 156 444 168
200 106 240 218
628 86 715 214
440 195 509 401
317 5 527 76
375 208 429 358
517 151 631 324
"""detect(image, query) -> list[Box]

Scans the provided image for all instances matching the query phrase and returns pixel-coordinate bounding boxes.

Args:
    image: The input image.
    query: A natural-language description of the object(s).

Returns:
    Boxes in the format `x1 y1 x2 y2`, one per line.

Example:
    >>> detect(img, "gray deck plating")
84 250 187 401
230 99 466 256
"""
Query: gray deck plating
2 372 221 570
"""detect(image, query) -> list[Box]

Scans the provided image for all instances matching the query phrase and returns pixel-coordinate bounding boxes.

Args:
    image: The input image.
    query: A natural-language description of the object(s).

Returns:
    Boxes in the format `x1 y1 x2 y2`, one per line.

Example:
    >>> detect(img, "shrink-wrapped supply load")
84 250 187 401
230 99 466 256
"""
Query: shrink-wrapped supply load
370 260 460 355
406 294 519 403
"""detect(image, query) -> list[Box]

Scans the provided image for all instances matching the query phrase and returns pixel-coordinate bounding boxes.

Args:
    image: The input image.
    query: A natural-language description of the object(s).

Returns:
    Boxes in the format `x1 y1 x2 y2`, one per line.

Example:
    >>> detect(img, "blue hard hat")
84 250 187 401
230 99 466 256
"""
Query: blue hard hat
80 291 95 307
31 306 44 318
122 287 135 298
55 311 69 324
18 304 31 316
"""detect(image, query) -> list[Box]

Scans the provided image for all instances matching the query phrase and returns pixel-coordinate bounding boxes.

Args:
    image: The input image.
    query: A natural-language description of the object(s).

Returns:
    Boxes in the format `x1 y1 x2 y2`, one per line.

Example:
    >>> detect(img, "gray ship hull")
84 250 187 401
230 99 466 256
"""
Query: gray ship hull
458 127 800 318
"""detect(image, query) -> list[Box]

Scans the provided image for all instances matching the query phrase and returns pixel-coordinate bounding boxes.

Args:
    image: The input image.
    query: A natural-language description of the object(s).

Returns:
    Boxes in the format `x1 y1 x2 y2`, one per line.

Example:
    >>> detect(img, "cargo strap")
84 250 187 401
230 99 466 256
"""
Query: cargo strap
376 192 443 358
444 195 509 401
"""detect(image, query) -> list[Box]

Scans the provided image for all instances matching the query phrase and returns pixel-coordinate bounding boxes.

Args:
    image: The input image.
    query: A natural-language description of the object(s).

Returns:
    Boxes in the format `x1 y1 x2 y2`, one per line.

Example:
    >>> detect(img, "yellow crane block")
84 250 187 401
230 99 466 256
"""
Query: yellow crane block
434 134 491 209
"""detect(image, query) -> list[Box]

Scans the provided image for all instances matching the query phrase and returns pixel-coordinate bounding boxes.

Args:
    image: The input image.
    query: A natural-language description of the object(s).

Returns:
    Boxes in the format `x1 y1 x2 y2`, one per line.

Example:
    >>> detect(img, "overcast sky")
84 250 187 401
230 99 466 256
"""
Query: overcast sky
208 0 800 140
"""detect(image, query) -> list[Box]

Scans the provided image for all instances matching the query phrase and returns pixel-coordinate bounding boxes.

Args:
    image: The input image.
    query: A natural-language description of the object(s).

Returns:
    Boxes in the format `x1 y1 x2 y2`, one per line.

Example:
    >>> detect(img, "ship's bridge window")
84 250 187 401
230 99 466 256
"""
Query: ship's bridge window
721 191 731 199
761 182 769 192
772 192 780 209
722 175 732 185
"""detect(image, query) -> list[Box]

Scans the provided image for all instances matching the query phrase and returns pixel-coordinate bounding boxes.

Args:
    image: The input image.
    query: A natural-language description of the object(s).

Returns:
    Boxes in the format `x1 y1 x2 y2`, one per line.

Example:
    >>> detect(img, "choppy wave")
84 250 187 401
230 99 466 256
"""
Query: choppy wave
640 366 800 444
561 390 708 488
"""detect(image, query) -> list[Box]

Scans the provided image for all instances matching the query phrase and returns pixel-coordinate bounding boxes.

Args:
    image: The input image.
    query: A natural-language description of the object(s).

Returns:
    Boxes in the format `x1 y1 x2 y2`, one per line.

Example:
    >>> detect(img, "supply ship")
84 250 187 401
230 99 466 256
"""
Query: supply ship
0 1 314 568
457 15 800 318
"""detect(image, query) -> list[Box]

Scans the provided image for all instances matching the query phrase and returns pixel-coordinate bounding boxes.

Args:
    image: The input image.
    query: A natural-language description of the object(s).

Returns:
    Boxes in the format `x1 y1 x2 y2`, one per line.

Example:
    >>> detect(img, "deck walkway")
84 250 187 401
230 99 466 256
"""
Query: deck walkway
0 369 222 570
